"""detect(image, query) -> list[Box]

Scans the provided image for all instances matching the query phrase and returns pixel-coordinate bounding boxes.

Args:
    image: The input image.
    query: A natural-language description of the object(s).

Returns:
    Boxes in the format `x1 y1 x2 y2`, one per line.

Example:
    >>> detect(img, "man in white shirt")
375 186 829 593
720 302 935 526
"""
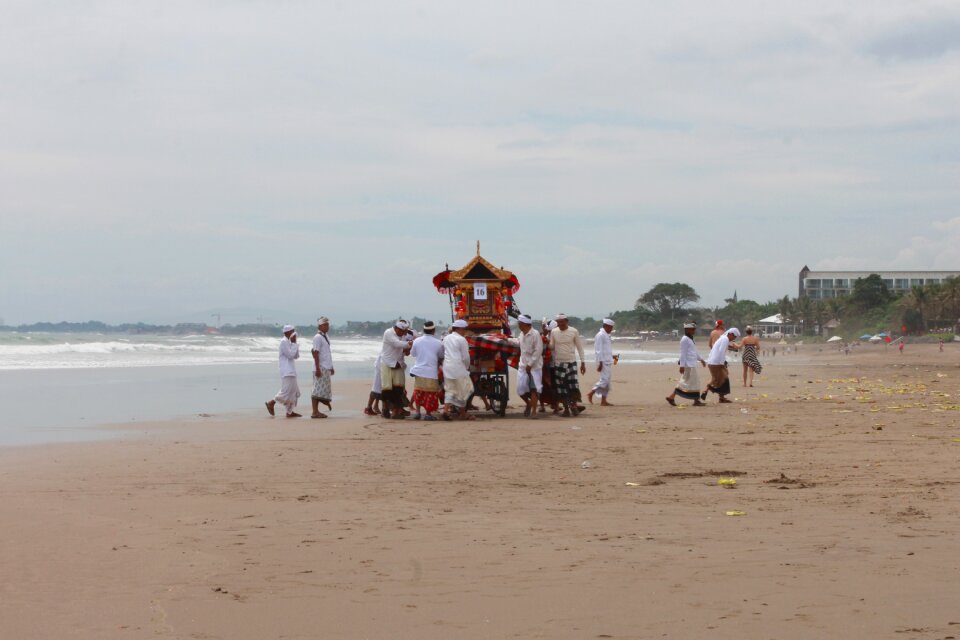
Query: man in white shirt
266 324 301 418
702 327 740 403
549 313 587 416
442 319 474 421
380 320 412 419
666 322 706 406
410 320 444 420
587 319 616 406
310 316 334 419
513 314 543 419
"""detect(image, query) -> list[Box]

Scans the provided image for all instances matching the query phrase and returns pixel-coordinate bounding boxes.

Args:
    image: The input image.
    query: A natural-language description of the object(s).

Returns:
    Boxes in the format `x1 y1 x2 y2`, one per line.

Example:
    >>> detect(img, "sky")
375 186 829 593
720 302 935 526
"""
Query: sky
1 0 959 326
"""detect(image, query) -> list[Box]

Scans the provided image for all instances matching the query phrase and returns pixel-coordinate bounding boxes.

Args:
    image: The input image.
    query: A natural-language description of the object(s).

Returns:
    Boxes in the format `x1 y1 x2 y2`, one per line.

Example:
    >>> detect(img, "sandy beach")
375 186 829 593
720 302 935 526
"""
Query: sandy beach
2 343 959 639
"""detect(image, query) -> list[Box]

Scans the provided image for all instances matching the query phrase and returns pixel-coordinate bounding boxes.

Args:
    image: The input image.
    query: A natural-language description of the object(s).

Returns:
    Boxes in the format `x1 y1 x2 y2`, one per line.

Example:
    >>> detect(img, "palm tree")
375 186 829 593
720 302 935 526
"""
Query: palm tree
939 277 960 331
825 297 845 326
810 300 828 336
905 286 929 332
793 295 812 336
777 295 793 331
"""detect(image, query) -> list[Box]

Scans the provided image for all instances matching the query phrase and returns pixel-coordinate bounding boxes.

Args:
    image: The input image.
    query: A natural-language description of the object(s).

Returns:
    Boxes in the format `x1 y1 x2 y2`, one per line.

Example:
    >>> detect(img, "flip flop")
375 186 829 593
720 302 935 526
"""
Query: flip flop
265 401 275 416
286 412 302 418
423 415 438 421
363 408 376 416
665 397 676 406
311 413 327 419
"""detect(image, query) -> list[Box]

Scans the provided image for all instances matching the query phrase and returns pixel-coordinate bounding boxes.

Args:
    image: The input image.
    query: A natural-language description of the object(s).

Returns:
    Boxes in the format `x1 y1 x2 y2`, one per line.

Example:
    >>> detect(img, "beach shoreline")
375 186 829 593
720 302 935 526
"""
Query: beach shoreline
2 343 958 638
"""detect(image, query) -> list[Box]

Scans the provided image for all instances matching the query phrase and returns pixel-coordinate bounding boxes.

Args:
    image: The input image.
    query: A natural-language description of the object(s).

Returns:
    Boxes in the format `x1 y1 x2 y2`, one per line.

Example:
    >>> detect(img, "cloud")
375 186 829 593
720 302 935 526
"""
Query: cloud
865 15 960 61
893 217 960 267
2 1 960 323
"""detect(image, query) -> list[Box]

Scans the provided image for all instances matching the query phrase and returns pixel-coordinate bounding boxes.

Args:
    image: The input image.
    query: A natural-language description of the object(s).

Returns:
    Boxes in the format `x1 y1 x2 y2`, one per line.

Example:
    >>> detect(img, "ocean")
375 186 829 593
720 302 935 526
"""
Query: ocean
0 332 678 446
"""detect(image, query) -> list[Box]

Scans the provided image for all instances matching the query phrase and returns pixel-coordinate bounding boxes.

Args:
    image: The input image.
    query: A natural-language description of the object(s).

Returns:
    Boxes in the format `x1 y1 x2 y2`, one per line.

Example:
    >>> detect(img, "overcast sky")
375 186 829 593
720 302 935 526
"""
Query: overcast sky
1 1 959 325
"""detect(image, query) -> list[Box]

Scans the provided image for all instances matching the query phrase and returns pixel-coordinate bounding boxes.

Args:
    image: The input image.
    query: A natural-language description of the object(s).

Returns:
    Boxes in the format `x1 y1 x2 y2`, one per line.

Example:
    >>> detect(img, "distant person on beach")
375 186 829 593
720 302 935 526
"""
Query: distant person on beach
550 314 587 416
380 320 412 419
513 314 543 419
708 320 725 348
587 319 616 406
266 324 301 418
666 322 706 406
940 338 945 352
899 341 905 354
442 319 474 421
702 327 740 403
310 317 334 419
409 321 444 421
740 326 762 387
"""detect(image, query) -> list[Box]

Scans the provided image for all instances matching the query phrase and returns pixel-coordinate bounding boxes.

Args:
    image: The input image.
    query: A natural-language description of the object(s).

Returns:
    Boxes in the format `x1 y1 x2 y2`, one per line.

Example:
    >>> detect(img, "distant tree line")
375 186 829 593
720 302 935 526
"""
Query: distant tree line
4 275 957 339
602 275 960 338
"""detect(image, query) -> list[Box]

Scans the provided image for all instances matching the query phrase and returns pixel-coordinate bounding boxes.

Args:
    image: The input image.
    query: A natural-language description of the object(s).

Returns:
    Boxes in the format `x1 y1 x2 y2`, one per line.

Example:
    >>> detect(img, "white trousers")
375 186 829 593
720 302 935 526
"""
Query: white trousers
591 361 613 397
518 367 543 396
274 376 300 412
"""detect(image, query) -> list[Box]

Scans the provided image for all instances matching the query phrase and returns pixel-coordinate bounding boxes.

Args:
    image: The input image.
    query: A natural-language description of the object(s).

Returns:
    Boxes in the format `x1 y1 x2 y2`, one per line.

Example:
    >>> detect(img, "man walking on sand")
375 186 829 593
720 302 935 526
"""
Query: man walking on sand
550 313 587 416
702 327 740 404
410 320 444 421
514 314 544 419
266 324 302 418
310 316 334 419
666 322 706 406
587 319 616 406
442 319 474 421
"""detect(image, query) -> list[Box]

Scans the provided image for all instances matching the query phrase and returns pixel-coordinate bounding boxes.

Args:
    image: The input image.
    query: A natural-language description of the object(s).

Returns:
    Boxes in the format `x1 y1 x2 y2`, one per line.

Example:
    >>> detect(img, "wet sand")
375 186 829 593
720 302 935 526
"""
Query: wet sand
1 342 959 639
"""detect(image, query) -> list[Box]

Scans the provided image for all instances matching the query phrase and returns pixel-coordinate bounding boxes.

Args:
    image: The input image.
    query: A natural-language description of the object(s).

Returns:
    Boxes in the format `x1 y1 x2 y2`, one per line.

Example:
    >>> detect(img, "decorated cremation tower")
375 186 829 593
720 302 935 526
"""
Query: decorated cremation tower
433 242 520 335
431 244 523 416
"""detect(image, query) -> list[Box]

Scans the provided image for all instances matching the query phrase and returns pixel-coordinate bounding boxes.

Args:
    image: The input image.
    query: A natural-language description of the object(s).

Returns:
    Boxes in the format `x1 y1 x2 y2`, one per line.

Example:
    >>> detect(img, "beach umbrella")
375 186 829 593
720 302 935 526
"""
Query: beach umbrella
432 270 456 293
877 332 888 337
859 334 872 340
503 273 521 294
827 336 842 342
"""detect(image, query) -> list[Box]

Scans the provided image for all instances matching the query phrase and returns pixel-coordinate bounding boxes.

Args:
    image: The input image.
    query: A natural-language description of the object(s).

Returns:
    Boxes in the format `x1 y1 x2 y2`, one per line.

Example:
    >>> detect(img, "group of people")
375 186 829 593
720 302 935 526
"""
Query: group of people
265 318 335 419
665 319 763 407
264 314 758 420
363 314 619 421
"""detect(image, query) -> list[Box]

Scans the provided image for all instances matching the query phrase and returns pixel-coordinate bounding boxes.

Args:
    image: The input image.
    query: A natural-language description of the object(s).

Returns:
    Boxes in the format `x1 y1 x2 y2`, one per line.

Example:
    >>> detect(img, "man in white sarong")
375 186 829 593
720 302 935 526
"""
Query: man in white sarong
310 316 334 419
266 324 301 418
587 318 616 406
442 319 474 421
666 322 706 406
513 314 543 419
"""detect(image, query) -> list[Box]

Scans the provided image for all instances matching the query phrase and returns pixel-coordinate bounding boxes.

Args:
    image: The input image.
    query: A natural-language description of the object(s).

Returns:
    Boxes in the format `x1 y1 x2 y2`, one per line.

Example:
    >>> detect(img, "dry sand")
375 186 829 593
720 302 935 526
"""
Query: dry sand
2 343 959 639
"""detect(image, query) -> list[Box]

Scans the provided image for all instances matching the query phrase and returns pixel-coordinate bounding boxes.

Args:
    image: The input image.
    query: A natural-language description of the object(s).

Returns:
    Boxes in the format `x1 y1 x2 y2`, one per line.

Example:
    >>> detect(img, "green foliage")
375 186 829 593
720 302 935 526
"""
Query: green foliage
636 283 700 322
850 274 892 310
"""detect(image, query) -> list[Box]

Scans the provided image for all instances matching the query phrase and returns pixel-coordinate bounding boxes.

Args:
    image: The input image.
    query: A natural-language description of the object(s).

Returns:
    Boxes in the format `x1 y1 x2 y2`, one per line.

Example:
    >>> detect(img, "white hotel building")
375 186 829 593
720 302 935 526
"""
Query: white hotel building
798 266 960 300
